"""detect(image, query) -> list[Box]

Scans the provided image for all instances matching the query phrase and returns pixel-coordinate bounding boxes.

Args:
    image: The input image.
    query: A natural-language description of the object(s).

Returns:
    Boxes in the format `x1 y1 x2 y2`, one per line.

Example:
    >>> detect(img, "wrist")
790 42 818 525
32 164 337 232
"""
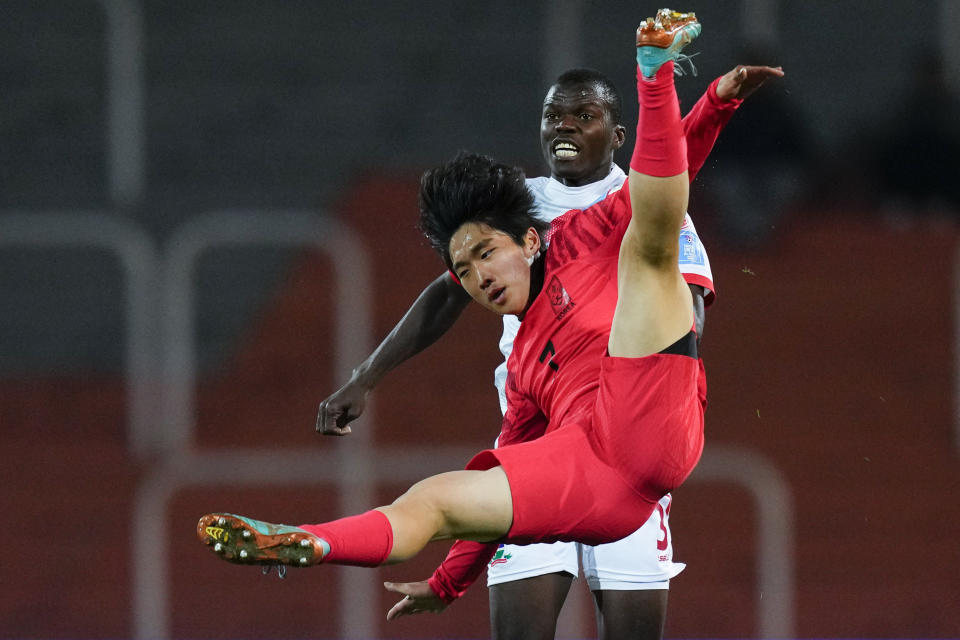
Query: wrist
710 76 743 109
427 572 461 605
348 363 380 390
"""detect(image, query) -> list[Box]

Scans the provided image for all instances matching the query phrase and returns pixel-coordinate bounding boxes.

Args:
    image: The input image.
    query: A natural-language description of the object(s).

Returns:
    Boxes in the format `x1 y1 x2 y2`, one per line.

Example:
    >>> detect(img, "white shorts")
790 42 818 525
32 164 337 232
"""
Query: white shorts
486 494 685 591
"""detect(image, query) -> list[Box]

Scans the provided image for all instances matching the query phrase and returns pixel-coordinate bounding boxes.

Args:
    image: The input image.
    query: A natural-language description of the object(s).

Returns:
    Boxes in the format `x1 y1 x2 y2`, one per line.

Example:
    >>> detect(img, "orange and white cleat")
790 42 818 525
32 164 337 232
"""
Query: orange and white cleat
636 9 701 78
197 513 329 575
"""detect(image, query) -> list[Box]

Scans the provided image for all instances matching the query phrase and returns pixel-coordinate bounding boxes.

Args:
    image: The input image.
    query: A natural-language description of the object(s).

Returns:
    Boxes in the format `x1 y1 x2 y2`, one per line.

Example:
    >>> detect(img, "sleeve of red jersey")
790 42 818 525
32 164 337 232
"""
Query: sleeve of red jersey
427 540 499 604
682 76 743 183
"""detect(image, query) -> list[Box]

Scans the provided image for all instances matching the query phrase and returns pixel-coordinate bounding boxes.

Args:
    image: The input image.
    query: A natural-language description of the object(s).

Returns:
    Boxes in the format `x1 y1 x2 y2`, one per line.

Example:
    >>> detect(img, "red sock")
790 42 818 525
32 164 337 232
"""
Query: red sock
299 510 393 567
630 60 688 177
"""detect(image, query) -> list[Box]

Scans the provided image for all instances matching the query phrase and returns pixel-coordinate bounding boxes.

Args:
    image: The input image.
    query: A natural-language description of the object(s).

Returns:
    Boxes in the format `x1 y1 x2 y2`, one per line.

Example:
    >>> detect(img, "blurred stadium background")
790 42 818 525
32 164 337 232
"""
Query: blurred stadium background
1 1 958 638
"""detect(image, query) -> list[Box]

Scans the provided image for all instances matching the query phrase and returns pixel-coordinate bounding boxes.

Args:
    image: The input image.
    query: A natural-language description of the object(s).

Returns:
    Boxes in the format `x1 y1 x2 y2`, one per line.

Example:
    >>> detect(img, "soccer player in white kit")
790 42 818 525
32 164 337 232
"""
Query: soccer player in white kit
317 63 782 640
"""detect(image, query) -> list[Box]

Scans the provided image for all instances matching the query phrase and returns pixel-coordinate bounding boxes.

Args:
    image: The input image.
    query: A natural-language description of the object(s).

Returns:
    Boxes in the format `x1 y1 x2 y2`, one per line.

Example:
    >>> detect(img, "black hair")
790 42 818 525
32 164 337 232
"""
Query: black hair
418 152 548 270
554 68 622 125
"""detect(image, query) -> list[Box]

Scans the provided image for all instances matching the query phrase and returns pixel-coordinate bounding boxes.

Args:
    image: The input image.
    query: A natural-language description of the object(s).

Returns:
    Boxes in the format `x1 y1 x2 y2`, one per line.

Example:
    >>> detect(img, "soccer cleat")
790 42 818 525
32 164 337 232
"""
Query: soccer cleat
636 9 701 78
197 513 329 569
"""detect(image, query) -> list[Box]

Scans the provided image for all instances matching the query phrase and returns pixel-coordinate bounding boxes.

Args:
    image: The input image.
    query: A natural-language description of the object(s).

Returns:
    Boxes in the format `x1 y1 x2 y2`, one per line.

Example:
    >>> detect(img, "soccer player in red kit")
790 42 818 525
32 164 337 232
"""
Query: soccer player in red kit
317 60 780 640
199 8 734 604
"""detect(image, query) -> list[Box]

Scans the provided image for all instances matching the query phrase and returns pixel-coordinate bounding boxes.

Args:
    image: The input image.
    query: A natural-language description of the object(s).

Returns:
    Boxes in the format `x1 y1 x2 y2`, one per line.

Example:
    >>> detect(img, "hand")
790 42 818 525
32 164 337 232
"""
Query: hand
384 580 448 621
716 65 784 102
315 380 369 436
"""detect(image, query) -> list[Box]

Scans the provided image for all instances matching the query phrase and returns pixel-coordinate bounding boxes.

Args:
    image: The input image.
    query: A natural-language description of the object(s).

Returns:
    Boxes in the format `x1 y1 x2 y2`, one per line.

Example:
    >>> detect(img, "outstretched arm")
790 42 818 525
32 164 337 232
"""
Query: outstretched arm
682 64 785 181
316 273 471 435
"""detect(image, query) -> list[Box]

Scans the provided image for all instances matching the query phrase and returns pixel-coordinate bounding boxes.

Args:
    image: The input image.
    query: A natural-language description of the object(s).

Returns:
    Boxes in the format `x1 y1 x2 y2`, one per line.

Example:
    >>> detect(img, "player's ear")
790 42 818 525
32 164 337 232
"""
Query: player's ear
612 124 626 150
526 227 542 253
523 227 542 259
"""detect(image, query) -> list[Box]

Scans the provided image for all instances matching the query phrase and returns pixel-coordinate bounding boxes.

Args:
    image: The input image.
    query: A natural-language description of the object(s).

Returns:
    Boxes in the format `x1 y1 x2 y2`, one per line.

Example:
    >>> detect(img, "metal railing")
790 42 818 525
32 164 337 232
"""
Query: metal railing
147 209 377 637
0 211 161 456
133 446 475 639
158 210 372 454
100 0 145 208
689 444 796 638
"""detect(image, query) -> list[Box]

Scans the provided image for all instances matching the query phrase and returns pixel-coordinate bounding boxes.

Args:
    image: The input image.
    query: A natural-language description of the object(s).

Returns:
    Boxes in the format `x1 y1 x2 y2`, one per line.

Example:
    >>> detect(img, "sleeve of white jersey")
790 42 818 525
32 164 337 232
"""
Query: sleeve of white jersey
678 213 716 305
494 314 522 415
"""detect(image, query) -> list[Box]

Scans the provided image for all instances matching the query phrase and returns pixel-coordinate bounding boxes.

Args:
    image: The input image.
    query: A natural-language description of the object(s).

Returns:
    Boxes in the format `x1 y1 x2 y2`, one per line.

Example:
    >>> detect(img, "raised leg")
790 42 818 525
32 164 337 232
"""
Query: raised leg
380 467 514 562
198 466 514 568
609 11 700 358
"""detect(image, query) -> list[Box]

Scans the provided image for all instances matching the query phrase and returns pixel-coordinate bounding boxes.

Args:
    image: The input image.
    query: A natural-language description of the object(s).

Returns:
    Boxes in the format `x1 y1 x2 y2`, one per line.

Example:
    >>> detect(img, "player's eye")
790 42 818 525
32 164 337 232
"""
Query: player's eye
481 248 494 259
579 113 592 120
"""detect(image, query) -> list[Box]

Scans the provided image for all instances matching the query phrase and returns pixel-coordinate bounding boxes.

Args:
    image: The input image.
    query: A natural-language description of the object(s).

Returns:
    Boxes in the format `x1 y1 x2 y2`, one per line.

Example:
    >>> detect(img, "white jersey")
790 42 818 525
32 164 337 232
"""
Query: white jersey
493 165 714 414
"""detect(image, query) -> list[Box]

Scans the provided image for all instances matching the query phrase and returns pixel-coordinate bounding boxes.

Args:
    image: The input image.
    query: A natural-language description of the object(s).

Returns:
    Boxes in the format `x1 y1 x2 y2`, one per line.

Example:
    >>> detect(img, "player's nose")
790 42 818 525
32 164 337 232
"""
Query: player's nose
476 266 493 289
556 113 577 131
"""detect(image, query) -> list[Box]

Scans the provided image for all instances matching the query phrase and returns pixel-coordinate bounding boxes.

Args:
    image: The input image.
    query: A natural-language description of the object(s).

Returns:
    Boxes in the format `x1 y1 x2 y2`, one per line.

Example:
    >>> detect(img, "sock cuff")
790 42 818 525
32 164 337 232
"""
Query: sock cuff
630 61 687 177
300 509 394 567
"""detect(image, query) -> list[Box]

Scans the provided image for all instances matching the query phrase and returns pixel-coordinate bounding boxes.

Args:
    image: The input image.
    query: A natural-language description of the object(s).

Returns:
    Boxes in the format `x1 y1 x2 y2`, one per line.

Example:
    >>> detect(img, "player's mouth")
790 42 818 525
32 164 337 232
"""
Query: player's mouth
488 287 507 305
552 140 580 160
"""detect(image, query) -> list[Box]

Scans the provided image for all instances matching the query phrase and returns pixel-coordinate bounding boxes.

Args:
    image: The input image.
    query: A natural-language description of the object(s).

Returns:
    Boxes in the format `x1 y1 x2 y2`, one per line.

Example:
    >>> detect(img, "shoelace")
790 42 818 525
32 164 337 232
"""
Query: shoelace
261 564 287 579
674 52 700 77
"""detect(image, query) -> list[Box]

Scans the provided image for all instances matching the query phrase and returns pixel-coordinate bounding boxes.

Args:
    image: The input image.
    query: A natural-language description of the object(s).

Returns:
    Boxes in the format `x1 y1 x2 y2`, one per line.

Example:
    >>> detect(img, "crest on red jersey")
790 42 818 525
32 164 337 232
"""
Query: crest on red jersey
547 275 575 319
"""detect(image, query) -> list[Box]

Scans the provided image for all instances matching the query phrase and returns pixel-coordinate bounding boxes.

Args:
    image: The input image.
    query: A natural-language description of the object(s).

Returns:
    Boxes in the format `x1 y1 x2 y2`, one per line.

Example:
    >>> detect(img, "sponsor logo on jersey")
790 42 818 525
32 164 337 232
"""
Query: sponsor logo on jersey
547 275 576 320
678 230 705 266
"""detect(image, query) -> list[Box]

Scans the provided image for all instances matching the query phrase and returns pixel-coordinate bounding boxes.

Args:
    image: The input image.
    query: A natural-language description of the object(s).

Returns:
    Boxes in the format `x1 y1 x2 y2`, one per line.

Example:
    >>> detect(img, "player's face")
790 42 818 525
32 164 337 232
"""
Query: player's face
449 222 541 317
540 82 625 187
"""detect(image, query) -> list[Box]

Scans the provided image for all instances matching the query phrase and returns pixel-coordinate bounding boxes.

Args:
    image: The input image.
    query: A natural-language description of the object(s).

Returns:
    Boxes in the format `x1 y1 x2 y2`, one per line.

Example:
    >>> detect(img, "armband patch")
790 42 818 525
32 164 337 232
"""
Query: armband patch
678 230 705 266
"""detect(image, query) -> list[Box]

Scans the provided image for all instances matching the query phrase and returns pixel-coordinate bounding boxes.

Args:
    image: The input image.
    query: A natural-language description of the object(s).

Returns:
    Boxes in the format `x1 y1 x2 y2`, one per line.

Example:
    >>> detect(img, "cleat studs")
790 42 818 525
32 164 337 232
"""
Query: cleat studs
239 549 248 559
214 542 223 553
217 517 226 526
299 556 308 565
242 530 252 539
300 539 311 548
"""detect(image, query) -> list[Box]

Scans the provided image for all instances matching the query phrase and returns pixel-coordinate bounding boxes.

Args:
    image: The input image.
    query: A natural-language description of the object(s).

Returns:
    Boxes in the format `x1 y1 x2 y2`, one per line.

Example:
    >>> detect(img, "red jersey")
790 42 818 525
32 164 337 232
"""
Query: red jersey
428 76 736 605
500 180 682 446
429 181 708 603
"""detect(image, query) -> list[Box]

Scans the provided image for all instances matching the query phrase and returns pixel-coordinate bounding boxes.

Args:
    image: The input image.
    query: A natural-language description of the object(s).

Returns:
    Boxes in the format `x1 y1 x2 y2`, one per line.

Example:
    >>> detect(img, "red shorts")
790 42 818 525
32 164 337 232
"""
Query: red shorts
468 353 705 546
